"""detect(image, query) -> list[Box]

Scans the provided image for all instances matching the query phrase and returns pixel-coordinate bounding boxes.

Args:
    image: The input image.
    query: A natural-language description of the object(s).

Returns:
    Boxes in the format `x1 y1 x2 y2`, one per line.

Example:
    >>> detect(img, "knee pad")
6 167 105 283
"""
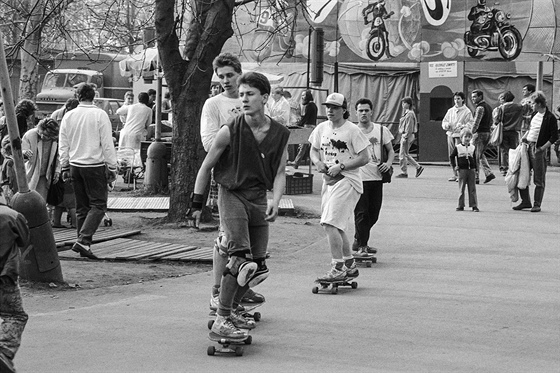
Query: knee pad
225 254 257 287
247 260 269 288
214 236 228 258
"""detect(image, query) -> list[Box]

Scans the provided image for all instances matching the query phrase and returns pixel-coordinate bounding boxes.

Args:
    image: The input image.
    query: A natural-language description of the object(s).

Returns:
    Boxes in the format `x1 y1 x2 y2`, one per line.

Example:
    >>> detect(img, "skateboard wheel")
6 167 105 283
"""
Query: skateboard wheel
207 320 214 330
235 346 244 356
331 287 338 294
366 261 372 268
245 335 252 345
312 286 319 294
253 312 261 322
351 282 358 289
207 346 216 356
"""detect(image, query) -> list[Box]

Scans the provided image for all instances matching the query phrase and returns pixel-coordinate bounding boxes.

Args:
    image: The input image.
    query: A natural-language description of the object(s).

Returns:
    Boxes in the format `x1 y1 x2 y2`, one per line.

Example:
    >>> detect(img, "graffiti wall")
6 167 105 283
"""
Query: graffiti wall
226 0 558 64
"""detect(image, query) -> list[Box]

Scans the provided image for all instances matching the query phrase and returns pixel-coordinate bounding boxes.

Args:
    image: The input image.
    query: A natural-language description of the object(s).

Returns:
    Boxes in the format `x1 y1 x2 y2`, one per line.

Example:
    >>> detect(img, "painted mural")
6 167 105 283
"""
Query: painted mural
227 0 558 63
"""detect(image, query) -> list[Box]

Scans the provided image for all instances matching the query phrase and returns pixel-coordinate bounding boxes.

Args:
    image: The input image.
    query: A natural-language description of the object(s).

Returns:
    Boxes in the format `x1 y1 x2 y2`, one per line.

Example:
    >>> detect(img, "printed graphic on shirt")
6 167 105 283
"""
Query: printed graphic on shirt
321 136 354 167
368 136 380 163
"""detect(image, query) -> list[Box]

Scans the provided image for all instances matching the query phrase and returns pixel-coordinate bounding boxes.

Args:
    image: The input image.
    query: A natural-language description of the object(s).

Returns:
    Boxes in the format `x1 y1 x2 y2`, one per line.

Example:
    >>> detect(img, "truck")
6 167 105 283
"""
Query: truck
35 51 132 118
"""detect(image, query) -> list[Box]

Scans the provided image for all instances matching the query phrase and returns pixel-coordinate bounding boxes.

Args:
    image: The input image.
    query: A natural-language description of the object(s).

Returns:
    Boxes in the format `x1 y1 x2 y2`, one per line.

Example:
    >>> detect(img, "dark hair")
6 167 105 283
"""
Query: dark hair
401 96 413 107
523 84 536 93
530 91 547 108
237 72 271 96
37 118 59 137
147 89 156 96
453 92 465 100
355 98 373 110
138 92 150 105
302 90 314 104
343 109 350 120
213 53 242 75
502 91 515 102
471 89 483 98
15 99 38 117
76 83 96 102
65 98 79 110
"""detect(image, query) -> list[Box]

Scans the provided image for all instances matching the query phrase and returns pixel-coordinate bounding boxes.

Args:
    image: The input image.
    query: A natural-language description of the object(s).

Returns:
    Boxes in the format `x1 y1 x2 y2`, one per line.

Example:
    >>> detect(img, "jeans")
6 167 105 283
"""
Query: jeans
457 169 477 208
70 165 108 246
0 279 28 360
527 143 547 206
500 131 520 171
473 132 493 178
399 134 419 174
353 181 383 247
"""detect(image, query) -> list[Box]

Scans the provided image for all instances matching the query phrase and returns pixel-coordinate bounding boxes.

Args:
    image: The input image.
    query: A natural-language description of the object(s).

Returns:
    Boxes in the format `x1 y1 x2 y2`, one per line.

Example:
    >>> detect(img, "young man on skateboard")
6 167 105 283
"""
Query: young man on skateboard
200 53 265 315
309 93 369 282
191 72 290 338
352 98 394 257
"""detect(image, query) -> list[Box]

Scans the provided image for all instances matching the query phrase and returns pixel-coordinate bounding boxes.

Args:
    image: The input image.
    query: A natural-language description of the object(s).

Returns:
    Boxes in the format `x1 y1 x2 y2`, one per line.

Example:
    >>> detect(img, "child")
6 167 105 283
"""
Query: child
0 188 30 373
1 135 18 206
52 178 76 228
450 128 479 212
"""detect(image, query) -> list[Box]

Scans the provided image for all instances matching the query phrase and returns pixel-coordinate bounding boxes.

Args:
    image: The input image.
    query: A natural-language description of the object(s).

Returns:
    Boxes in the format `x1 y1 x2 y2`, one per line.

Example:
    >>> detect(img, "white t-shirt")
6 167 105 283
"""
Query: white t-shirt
526 112 543 143
360 123 394 181
200 94 242 151
309 120 369 193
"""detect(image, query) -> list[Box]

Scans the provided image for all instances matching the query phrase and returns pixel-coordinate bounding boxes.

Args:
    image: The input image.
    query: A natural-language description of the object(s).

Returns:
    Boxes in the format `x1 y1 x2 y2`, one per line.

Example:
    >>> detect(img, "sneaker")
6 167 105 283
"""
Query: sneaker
530 205 541 212
472 207 480 212
512 202 532 210
448 176 457 182
317 265 346 282
395 173 408 178
71 242 98 259
241 288 265 304
353 247 373 258
364 246 377 254
456 207 464 211
230 310 256 330
211 315 247 339
415 166 424 178
484 174 496 184
0 352 15 373
343 260 359 278
209 293 219 311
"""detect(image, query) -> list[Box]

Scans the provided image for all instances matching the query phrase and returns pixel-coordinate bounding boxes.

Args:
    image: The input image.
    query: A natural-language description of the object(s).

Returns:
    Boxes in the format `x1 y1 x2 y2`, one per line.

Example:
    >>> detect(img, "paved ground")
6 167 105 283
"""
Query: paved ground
16 164 559 372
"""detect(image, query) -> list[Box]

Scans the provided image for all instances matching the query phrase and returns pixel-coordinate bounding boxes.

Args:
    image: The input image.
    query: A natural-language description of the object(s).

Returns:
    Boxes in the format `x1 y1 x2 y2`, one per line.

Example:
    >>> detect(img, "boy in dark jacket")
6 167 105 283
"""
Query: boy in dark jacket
451 128 479 212
0 188 30 373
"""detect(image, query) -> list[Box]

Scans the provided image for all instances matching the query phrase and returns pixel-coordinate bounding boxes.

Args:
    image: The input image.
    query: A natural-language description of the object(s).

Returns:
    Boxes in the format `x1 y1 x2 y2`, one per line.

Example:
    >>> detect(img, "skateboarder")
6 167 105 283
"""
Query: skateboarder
352 98 394 257
200 53 265 313
0 188 30 373
191 72 290 338
309 93 369 281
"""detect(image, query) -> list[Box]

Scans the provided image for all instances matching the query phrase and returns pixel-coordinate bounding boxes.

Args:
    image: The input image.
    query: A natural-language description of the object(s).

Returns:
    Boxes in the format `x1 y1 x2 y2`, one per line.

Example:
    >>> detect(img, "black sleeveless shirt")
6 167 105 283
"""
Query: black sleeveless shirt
214 115 290 191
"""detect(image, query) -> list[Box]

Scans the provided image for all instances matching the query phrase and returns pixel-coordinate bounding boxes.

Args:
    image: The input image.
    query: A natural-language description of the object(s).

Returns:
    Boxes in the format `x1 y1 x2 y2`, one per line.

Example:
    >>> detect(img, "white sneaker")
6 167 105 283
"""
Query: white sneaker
211 315 247 339
230 311 256 330
317 265 346 282
209 293 219 311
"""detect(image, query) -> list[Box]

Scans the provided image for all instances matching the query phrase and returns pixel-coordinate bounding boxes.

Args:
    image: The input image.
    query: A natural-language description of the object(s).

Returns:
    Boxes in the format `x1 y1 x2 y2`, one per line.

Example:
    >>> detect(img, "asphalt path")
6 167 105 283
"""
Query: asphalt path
17 165 559 372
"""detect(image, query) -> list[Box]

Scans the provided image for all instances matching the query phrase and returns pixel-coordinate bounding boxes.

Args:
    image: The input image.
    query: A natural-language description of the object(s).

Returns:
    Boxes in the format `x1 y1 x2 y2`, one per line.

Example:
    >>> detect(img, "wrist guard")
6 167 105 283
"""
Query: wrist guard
190 193 204 210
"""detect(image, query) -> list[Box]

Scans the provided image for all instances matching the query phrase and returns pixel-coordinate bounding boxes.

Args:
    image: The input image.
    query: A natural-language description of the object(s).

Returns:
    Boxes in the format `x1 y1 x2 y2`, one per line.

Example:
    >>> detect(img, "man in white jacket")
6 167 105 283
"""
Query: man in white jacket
59 83 117 259
442 92 473 181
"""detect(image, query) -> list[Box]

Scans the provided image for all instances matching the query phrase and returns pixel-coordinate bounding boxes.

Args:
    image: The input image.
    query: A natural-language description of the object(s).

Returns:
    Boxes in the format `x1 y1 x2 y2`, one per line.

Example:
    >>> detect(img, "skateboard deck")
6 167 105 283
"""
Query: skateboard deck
352 253 377 267
207 331 252 356
312 278 358 294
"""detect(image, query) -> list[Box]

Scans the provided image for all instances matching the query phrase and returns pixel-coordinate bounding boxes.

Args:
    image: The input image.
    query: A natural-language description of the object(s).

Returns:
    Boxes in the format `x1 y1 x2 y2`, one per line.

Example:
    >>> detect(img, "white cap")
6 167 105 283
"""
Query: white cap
322 93 347 108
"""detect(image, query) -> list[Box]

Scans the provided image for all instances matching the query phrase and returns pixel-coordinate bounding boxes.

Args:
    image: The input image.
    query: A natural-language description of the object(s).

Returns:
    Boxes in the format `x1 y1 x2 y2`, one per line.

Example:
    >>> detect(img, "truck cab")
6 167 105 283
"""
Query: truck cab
36 69 105 118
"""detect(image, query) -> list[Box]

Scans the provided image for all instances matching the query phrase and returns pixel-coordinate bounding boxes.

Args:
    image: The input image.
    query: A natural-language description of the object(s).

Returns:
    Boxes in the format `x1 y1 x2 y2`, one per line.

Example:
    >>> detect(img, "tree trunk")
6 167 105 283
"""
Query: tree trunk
19 0 44 100
155 0 235 222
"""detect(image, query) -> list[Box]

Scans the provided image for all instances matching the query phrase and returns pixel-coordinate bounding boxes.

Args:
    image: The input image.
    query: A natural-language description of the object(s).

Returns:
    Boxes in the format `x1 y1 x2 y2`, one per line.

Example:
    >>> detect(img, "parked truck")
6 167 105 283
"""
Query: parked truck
35 51 131 118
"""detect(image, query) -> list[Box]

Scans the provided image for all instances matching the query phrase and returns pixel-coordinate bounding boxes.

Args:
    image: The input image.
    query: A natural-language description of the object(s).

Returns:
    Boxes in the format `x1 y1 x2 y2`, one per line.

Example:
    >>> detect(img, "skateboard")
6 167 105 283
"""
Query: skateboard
207 331 252 356
352 253 377 267
312 277 358 294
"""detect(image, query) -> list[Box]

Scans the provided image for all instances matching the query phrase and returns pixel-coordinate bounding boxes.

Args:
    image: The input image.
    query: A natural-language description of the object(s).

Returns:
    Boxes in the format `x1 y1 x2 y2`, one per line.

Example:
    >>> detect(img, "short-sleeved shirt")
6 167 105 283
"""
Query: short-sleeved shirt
360 123 394 181
200 94 242 152
309 120 369 193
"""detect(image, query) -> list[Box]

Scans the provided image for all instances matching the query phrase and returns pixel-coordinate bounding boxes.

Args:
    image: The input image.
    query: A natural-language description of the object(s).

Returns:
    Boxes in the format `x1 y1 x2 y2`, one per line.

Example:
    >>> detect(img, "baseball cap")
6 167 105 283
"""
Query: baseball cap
322 93 347 108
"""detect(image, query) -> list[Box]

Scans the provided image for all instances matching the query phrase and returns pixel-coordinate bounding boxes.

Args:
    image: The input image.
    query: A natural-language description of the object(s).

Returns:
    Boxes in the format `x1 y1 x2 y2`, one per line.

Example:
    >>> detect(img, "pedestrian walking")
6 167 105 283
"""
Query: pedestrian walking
493 91 523 175
59 83 117 259
290 90 318 169
352 98 394 256
450 128 479 212
441 92 473 181
0 188 30 373
191 72 290 339
513 91 558 212
396 96 424 178
309 93 369 282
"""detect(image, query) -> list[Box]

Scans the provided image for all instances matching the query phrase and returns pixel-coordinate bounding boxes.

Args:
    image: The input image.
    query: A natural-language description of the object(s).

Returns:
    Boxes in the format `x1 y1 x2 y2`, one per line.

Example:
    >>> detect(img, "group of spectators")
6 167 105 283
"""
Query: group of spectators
442 84 559 212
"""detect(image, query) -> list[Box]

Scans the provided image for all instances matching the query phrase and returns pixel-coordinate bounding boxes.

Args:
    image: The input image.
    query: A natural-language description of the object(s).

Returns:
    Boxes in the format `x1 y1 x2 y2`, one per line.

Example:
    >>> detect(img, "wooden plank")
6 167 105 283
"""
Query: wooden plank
104 241 157 258
148 245 198 259
118 242 177 260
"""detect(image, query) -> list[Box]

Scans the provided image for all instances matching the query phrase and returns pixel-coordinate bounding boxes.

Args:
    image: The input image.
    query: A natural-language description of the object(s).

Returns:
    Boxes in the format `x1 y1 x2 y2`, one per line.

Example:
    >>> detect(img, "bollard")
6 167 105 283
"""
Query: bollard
144 140 168 193
11 190 64 283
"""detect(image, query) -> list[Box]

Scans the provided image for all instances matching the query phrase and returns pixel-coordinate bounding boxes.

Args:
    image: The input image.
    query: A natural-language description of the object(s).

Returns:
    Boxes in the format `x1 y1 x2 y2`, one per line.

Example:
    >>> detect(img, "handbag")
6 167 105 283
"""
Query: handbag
489 108 504 147
46 145 65 206
380 125 393 183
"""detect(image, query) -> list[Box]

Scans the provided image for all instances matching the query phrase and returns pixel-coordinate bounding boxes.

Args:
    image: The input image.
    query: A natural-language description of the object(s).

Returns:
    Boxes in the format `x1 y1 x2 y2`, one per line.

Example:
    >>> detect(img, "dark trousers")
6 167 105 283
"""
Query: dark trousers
70 165 108 246
353 181 383 247
500 131 520 171
458 169 477 208
521 143 547 207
